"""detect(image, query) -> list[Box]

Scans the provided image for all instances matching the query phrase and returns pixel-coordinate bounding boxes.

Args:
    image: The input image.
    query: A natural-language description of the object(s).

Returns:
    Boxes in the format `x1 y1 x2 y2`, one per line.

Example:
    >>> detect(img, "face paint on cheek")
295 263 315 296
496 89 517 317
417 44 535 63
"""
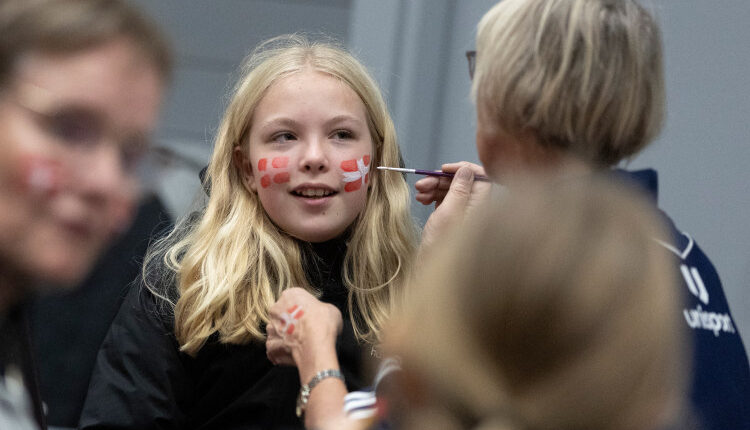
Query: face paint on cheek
273 172 290 184
17 153 66 197
271 156 289 169
341 155 371 193
258 157 290 188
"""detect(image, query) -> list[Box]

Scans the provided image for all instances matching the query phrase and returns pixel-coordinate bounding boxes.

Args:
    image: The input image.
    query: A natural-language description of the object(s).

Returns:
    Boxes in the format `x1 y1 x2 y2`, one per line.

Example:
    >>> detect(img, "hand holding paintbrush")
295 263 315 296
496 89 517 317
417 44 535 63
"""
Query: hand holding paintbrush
385 161 492 255
377 166 491 182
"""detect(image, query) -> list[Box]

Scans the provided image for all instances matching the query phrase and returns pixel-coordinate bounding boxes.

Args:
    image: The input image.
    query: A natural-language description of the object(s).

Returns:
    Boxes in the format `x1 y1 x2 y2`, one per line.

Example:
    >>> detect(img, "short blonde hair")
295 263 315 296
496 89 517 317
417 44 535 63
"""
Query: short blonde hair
472 0 664 166
145 35 417 355
386 175 688 430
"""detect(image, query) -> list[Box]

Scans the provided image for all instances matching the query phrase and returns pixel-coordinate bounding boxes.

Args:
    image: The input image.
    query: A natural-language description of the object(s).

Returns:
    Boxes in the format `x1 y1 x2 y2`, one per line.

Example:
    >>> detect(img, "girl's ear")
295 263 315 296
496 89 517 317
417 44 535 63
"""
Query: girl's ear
233 147 257 192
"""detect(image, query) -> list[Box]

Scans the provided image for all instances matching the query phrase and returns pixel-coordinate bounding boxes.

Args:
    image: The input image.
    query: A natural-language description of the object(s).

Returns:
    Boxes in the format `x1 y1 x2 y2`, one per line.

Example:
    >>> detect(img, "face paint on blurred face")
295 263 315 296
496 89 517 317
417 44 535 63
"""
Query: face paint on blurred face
258 156 291 188
341 155 370 192
18 153 66 197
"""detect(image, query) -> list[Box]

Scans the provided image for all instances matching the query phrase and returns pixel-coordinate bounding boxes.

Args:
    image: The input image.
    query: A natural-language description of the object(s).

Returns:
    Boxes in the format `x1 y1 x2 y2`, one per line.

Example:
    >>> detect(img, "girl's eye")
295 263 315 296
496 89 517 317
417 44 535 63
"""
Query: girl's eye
272 132 296 143
332 130 354 140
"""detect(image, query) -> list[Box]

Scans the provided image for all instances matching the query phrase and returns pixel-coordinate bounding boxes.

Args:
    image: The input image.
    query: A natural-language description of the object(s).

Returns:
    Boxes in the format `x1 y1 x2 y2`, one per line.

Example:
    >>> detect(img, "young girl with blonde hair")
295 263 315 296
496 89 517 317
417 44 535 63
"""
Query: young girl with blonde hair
79 34 417 429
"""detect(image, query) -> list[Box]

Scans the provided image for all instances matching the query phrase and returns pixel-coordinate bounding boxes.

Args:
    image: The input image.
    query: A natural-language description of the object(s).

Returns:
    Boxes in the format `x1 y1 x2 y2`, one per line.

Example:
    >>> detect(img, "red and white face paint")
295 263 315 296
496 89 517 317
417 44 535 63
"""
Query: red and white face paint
279 304 305 336
241 69 374 243
257 156 291 188
341 155 370 192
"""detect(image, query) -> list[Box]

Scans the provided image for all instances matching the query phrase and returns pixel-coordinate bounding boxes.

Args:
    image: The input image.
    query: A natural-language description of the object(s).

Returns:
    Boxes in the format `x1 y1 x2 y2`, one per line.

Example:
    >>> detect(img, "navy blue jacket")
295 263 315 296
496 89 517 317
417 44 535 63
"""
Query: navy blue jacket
618 169 750 430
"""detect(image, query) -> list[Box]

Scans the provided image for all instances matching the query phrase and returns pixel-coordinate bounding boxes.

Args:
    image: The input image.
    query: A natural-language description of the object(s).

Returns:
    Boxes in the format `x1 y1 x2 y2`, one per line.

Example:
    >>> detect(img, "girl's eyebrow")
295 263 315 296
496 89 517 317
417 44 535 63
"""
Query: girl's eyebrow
258 115 365 132
257 117 299 131
323 115 364 128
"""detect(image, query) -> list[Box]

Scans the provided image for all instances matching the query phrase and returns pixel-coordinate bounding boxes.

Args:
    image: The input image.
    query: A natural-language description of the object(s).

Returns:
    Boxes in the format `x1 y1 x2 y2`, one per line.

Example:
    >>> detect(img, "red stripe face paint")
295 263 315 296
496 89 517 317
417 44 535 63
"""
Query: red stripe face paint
271 156 289 169
344 179 362 192
341 155 371 192
257 157 289 188
341 159 357 172
273 172 290 184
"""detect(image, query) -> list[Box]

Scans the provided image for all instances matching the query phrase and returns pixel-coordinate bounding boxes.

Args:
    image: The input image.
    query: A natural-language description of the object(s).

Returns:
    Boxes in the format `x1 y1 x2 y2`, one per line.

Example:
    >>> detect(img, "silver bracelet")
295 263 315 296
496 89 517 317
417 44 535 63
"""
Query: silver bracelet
296 368 345 418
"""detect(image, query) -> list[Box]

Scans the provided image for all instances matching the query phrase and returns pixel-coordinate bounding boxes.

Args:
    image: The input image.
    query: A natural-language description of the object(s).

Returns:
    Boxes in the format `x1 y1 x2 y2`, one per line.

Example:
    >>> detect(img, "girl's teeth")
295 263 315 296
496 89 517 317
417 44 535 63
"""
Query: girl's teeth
300 189 330 197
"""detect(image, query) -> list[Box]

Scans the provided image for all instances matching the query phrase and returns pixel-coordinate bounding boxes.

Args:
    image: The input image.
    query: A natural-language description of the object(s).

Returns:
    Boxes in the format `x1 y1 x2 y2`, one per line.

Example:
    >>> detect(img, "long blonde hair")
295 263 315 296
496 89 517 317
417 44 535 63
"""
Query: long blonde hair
385 175 688 430
144 35 417 356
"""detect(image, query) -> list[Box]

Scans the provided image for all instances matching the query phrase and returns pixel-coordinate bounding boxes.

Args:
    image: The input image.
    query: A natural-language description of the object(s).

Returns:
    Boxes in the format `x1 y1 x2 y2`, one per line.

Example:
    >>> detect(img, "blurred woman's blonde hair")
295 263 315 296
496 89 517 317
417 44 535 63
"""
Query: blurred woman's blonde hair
386 175 688 430
472 0 664 166
144 34 417 355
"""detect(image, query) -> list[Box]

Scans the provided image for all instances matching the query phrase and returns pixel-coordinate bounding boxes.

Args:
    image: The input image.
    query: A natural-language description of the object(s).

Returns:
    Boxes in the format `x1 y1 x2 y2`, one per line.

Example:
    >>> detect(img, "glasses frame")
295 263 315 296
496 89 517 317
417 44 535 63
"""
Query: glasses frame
8 82 151 174
466 50 476 80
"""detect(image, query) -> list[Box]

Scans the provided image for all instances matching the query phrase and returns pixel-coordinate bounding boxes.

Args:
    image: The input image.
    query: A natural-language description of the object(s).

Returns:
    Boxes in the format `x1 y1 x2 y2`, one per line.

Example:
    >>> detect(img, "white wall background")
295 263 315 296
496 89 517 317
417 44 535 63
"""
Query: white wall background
133 0 750 342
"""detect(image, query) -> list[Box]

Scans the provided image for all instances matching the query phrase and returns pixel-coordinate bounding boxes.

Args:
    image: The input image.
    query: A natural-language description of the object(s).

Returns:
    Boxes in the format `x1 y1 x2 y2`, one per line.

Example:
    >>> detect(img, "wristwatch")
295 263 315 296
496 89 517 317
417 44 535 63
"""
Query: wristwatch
296 368 345 418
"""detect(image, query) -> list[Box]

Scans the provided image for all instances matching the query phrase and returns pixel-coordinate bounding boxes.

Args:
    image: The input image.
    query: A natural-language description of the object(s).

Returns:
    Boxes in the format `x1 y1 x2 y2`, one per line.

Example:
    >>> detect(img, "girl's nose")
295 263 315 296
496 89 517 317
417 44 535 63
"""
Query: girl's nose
300 140 329 173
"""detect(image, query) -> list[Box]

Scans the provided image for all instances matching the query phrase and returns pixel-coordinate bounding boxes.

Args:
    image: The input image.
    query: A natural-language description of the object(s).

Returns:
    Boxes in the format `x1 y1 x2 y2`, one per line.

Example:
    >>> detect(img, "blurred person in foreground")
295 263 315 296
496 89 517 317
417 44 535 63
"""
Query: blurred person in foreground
417 0 750 427
0 0 170 428
383 175 690 430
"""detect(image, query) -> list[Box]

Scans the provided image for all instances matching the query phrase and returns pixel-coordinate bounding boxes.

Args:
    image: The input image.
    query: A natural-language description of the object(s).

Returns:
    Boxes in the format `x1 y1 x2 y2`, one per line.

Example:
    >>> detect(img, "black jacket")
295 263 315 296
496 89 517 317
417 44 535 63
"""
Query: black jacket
79 239 365 430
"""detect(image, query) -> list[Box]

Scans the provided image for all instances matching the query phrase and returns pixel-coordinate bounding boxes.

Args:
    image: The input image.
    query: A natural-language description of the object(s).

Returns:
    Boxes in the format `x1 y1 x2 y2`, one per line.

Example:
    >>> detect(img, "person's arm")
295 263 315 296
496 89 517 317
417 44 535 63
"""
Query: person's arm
78 285 192 430
415 162 492 257
266 288 354 429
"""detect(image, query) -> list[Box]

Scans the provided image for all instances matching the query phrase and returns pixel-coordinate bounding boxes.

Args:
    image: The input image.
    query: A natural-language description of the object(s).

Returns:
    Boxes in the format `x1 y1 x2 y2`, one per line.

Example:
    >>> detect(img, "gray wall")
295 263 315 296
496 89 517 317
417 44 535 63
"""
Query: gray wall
135 0 750 341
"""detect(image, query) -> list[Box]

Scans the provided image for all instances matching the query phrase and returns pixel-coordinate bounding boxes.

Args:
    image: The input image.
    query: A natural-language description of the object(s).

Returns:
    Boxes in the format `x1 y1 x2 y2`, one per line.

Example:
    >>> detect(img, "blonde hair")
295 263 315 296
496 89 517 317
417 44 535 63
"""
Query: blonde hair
144 35 417 355
386 176 688 430
0 0 171 88
472 0 664 166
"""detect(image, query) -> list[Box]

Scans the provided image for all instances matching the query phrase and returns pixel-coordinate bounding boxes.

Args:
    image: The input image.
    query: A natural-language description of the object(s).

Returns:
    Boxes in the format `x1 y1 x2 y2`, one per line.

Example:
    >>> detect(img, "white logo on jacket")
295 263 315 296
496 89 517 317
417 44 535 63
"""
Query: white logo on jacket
656 232 736 337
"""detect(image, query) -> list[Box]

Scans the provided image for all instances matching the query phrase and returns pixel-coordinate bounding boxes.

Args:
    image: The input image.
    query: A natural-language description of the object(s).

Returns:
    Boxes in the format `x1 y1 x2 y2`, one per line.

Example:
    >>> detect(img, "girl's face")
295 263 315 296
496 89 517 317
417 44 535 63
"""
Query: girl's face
238 69 374 243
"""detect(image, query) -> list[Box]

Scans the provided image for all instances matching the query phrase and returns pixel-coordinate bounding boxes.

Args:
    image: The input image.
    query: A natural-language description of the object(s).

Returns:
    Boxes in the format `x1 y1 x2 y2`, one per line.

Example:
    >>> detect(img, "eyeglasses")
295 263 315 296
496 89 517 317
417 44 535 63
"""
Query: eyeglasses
8 82 151 174
466 50 476 80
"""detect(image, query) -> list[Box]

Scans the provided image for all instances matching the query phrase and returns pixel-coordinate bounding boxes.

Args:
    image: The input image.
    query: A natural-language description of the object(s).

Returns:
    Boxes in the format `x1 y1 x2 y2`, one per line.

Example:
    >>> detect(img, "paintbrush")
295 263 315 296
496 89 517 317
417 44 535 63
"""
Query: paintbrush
376 166 491 182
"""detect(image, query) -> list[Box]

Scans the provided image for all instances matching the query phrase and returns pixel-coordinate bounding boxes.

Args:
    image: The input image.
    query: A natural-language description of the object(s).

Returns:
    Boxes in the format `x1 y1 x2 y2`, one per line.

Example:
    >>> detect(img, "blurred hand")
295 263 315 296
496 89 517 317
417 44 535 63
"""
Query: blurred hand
417 162 492 255
266 288 343 381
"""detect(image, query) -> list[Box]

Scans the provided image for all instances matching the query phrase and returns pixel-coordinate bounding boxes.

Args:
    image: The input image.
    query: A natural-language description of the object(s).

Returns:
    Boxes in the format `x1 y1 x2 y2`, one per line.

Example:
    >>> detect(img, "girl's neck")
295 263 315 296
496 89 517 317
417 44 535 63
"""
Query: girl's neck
309 235 348 261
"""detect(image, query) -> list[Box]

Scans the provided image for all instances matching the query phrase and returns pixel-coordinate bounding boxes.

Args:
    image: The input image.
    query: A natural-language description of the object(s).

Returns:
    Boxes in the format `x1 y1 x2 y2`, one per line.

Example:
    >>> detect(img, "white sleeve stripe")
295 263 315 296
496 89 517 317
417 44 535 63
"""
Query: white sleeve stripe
344 397 377 410
347 409 377 420
654 231 693 260
344 391 375 401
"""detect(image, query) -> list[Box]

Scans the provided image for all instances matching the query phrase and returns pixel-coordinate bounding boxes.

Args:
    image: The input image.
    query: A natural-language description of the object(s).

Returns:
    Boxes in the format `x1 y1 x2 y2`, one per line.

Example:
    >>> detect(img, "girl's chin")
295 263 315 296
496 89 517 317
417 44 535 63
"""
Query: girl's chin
287 226 349 243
